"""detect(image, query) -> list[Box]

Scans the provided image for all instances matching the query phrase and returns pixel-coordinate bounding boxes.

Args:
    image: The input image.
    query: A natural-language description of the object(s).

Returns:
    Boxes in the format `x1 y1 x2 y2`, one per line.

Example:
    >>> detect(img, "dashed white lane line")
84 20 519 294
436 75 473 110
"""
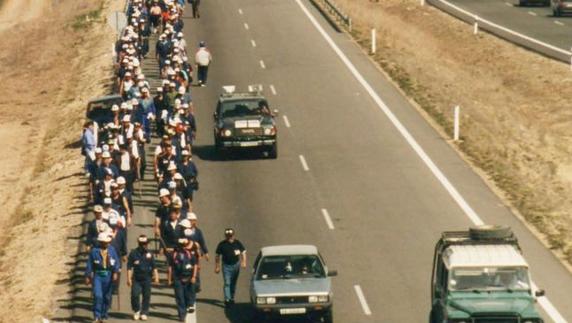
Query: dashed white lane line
555 20 565 26
259 60 266 69
282 115 291 128
321 208 335 230
238 8 243 15
251 39 257 47
244 23 249 30
528 11 537 16
270 84 277 95
299 155 309 171
505 1 512 6
354 285 372 316
296 0 568 321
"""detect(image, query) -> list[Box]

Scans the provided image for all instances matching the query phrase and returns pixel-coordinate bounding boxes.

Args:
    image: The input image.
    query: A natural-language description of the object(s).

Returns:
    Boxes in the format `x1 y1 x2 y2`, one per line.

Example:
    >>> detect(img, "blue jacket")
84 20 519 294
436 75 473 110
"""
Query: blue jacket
85 245 120 277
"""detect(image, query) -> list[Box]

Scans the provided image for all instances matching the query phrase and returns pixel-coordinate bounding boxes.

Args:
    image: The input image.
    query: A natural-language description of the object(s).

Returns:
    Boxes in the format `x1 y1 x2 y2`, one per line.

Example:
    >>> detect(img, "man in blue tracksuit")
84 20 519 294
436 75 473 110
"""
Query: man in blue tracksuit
85 233 121 322
168 238 199 321
127 235 159 321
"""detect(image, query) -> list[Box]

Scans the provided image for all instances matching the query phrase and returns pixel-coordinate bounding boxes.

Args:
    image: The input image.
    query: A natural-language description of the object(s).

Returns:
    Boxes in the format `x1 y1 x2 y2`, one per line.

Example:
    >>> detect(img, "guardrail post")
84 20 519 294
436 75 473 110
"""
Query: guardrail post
371 28 377 54
473 15 479 35
453 105 461 141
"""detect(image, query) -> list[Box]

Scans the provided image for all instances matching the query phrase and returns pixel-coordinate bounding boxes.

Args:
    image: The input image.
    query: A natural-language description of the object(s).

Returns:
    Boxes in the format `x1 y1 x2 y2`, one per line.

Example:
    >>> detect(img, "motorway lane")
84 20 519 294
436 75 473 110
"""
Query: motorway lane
445 0 572 51
68 0 572 322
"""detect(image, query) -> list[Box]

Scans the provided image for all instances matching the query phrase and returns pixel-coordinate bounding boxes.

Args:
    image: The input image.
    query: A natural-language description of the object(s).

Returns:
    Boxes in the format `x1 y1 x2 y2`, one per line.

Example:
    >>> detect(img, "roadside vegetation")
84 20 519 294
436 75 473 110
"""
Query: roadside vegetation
0 0 119 321
328 0 572 266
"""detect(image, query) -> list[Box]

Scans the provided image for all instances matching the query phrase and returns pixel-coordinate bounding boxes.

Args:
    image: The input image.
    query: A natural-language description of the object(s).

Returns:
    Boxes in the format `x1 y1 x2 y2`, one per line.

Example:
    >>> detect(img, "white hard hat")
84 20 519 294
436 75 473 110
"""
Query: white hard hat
179 219 191 228
97 232 112 243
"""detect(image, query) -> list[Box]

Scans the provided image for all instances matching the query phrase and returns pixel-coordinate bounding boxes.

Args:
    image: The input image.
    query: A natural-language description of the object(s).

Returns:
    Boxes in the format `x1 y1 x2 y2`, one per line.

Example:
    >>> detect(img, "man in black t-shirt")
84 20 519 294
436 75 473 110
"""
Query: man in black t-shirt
214 228 246 307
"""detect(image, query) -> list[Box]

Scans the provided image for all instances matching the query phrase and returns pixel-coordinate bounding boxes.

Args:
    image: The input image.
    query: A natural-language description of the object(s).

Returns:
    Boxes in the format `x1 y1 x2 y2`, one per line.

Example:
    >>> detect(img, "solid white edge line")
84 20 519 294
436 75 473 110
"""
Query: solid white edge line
504 2 512 6
354 285 372 315
283 115 291 128
238 8 243 15
270 84 277 95
259 60 266 69
295 0 567 322
555 20 564 26
299 155 309 171
528 11 537 16
244 23 249 30
251 39 257 47
321 208 335 230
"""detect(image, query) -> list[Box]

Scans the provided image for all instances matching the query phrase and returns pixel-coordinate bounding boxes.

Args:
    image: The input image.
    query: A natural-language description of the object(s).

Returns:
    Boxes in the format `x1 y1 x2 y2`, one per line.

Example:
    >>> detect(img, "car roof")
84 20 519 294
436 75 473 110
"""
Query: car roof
88 94 122 104
443 244 529 269
260 245 319 257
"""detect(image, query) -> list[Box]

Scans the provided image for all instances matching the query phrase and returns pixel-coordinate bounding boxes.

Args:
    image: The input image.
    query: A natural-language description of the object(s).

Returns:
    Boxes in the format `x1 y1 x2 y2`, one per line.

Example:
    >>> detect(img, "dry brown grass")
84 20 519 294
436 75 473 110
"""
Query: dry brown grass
332 0 572 262
0 0 119 321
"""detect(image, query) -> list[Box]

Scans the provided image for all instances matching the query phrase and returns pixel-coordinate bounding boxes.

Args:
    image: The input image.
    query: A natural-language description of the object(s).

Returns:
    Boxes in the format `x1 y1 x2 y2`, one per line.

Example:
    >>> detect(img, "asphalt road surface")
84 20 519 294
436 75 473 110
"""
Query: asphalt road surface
443 0 572 51
66 0 572 322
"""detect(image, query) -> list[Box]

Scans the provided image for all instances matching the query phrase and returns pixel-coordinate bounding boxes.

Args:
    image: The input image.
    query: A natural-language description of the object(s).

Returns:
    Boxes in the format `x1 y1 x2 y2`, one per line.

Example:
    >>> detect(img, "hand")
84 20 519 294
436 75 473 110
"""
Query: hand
241 262 247 269
112 273 119 282
122 256 128 263
214 266 220 274
127 279 132 287
85 277 91 286
153 277 160 285
204 254 210 262
191 277 196 284
167 280 173 286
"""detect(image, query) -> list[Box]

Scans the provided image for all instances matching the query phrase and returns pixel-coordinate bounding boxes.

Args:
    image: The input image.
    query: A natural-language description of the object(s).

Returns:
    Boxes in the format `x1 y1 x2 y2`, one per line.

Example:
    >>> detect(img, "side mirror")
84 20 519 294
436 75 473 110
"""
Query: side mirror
327 269 338 277
535 289 545 297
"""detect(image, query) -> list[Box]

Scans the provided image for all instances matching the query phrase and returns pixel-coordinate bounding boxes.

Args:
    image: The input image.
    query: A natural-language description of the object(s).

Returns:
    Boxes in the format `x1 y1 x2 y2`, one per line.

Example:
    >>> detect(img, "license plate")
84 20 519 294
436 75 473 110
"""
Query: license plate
280 308 306 315
240 142 259 147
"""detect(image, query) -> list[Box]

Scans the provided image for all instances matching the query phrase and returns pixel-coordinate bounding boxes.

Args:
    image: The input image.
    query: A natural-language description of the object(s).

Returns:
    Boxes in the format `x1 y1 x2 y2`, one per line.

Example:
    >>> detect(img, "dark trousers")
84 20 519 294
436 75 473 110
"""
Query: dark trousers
197 65 209 84
174 279 196 319
192 2 200 18
131 278 152 314
120 170 136 192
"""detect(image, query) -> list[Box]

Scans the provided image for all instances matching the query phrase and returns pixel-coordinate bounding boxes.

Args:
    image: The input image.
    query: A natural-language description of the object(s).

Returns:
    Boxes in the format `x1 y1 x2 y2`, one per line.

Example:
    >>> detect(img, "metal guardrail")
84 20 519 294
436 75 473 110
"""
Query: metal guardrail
318 0 352 31
427 0 572 64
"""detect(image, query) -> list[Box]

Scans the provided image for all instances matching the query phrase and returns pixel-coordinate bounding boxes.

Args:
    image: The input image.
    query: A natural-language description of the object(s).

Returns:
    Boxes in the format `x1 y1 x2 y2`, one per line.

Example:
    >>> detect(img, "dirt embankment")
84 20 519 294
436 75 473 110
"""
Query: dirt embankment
0 0 118 321
332 0 572 263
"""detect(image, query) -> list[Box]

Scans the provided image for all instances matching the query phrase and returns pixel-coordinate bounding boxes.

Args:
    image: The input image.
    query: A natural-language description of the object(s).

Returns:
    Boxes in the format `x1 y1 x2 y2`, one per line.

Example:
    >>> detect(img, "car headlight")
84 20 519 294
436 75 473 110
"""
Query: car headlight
309 295 329 303
221 129 232 137
266 297 276 304
256 297 266 305
263 126 276 136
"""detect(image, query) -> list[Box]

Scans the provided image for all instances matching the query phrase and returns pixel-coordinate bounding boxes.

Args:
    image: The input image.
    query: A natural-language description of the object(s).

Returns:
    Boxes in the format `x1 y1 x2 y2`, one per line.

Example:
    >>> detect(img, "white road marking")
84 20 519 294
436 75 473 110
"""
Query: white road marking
282 115 291 128
354 285 372 315
238 8 243 15
299 155 309 171
321 208 335 230
244 23 249 30
251 39 257 47
528 11 537 16
295 0 568 321
259 60 266 69
270 84 277 95
555 20 565 26
505 1 512 6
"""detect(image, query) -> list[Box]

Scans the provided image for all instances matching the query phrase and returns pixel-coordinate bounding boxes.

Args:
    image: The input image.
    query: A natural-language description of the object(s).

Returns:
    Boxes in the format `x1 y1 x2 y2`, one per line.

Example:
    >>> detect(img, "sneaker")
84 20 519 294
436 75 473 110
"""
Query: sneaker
187 306 195 313
133 311 141 320
140 314 148 321
224 299 232 307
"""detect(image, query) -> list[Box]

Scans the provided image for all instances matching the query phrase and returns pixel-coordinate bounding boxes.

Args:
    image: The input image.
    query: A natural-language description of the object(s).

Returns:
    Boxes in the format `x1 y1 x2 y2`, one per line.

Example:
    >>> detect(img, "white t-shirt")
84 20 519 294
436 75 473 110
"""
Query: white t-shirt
195 48 212 66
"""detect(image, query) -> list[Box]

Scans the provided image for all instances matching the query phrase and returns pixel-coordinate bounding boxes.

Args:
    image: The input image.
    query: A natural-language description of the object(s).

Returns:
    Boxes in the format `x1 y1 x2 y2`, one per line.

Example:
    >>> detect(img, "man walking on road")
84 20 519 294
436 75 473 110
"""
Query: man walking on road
169 238 199 321
127 235 159 321
195 41 212 86
85 233 121 323
188 0 201 18
214 228 246 307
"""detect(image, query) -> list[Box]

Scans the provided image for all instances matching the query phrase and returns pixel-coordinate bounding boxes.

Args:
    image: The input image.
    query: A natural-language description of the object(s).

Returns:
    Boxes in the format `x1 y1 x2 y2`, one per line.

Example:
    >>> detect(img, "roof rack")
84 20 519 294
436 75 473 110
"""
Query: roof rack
440 230 520 249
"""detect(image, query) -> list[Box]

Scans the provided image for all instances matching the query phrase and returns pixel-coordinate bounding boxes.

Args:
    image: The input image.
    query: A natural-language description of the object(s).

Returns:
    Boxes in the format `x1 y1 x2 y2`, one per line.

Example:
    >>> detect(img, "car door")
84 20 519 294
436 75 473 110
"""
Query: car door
250 252 262 303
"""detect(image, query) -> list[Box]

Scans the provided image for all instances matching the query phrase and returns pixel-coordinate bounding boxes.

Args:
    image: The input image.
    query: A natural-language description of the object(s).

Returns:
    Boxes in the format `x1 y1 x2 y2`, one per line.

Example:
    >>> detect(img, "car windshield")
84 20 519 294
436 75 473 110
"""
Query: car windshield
449 266 531 292
221 99 265 118
257 255 325 280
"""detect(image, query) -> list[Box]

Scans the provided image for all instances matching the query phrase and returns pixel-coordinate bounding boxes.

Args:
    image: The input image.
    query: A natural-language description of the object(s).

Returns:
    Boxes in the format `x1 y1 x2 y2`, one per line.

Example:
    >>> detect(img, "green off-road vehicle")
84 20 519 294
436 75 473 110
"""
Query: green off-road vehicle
430 225 545 323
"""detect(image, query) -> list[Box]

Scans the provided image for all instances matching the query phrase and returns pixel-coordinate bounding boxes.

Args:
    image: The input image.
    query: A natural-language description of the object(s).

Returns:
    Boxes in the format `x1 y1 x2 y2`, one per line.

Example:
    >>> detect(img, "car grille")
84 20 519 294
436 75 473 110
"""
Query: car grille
474 317 519 323
236 128 264 136
276 296 308 304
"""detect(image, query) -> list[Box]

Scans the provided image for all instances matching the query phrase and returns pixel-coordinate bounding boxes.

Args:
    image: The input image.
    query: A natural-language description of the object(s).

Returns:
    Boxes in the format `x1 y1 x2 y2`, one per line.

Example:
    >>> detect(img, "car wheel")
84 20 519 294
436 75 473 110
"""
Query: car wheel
268 143 278 159
323 308 333 323
469 225 512 240
252 311 267 323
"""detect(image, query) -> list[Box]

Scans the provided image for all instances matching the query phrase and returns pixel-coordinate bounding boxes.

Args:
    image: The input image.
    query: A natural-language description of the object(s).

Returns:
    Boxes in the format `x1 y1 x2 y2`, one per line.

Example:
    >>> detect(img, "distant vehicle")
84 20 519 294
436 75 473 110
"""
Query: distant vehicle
552 0 572 16
86 94 123 124
519 0 549 7
213 85 278 158
250 245 337 323
429 225 545 323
